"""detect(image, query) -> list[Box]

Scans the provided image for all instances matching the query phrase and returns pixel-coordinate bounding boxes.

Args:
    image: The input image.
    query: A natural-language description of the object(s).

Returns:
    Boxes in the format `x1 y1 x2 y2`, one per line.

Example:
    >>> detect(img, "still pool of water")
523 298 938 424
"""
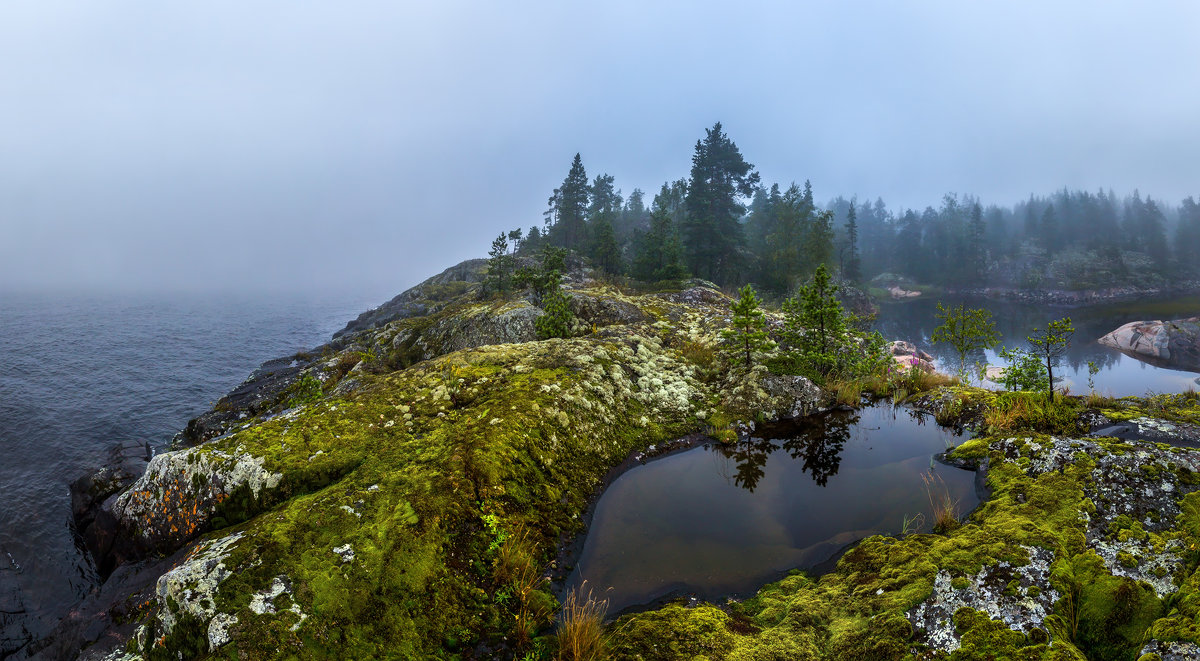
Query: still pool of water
565 403 978 614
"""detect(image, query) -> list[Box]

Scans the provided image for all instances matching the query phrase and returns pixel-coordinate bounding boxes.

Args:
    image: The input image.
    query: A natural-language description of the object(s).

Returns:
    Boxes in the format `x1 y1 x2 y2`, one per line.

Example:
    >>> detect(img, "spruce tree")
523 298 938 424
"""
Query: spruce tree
720 284 774 368
843 201 861 282
547 154 590 251
683 122 760 284
632 207 688 282
783 264 846 377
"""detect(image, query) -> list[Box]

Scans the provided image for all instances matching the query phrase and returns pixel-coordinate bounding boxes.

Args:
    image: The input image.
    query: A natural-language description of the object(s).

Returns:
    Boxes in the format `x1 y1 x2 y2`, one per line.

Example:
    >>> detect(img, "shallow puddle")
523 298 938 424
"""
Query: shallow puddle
565 403 979 613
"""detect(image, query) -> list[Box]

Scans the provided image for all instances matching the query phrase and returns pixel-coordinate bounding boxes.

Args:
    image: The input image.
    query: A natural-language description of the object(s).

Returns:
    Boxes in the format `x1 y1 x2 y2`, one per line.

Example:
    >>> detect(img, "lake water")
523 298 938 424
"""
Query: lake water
565 403 978 614
875 295 1200 397
0 289 373 657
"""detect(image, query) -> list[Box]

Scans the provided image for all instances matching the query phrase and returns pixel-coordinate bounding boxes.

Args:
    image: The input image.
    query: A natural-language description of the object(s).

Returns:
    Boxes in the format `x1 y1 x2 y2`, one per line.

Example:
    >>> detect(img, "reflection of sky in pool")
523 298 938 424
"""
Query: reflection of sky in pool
566 404 977 614
875 296 1200 398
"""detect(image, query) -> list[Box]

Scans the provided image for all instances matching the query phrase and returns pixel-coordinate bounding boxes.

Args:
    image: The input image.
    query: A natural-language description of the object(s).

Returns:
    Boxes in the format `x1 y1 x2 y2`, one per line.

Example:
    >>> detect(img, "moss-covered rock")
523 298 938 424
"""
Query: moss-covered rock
69 259 1200 661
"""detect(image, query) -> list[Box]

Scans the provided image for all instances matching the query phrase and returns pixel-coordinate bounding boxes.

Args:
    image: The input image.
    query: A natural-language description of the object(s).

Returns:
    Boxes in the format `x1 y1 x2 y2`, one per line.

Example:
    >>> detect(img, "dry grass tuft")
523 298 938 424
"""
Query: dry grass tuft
556 582 609 661
921 471 960 533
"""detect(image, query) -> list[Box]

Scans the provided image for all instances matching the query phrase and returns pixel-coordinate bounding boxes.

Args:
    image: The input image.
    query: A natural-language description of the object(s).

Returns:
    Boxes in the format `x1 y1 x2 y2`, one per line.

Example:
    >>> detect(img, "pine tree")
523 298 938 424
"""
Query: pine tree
720 284 774 368
1027 317 1074 399
485 233 511 295
535 289 574 340
683 122 760 284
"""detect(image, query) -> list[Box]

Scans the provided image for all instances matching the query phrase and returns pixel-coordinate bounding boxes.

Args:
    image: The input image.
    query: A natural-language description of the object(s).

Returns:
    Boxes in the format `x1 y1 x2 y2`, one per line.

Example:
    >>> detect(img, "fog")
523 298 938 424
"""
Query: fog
2 1 1198 298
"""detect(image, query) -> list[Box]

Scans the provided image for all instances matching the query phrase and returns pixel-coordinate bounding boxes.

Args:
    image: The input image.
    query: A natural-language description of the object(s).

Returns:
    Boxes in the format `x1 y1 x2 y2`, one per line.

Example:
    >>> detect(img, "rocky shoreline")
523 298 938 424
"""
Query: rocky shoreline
949 281 1200 307
19 259 1200 660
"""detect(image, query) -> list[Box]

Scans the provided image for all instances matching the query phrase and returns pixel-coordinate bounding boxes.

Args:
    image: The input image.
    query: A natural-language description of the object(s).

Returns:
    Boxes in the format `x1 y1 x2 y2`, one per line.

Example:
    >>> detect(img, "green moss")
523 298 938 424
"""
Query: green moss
122 277 1200 660
610 604 736 660
951 607 1053 660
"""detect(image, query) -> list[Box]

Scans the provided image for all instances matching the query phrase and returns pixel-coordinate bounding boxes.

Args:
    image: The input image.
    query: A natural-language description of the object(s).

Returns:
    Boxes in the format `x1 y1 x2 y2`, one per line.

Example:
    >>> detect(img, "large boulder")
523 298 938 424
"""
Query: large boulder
1098 317 1200 372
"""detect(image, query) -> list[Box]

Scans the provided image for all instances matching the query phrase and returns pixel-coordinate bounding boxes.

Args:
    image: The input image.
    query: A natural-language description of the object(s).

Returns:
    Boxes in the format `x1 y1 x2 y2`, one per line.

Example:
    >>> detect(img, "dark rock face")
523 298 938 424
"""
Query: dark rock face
69 442 152 581
1 546 31 660
1098 317 1200 373
174 355 308 447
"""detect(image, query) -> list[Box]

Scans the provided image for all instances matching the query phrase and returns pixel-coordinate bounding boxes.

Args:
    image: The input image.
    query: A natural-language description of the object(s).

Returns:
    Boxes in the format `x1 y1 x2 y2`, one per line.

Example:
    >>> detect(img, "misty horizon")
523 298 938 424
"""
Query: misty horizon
2 2 1199 296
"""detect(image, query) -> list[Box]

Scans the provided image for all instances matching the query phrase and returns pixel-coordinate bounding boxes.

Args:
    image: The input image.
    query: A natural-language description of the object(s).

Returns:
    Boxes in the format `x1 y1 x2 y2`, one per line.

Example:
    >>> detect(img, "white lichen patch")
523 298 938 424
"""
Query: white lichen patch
249 575 291 615
333 544 355 564
208 612 238 649
908 546 1059 653
1140 639 1200 660
154 532 244 647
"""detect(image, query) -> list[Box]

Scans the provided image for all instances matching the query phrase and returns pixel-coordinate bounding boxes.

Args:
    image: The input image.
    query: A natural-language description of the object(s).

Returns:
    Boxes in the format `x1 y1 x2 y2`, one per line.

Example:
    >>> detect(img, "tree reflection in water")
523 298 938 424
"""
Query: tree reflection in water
712 410 859 491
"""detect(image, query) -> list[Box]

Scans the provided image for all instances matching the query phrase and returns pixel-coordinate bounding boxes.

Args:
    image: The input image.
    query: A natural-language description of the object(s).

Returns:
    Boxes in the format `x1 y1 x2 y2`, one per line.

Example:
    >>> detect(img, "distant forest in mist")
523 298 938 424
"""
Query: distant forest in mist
504 122 1200 296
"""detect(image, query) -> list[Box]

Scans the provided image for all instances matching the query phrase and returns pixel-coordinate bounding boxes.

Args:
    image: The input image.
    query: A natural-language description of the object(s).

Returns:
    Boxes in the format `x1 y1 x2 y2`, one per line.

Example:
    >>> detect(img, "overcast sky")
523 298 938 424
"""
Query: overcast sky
2 1 1198 297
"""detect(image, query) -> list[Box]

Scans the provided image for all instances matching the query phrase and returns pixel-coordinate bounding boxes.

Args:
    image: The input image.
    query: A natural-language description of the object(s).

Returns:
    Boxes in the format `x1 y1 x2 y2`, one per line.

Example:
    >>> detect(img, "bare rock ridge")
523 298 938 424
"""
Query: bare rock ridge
1099 316 1200 372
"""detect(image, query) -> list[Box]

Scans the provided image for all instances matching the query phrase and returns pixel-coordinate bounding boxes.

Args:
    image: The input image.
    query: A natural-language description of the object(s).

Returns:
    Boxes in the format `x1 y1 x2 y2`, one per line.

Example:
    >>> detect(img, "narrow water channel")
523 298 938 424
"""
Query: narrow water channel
565 403 979 614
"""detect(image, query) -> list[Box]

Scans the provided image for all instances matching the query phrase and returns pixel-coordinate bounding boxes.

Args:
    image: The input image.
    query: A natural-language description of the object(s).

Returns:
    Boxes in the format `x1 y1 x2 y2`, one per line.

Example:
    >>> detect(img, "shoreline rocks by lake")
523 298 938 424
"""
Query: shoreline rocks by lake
950 281 1200 307
32 259 1200 660
1099 317 1200 373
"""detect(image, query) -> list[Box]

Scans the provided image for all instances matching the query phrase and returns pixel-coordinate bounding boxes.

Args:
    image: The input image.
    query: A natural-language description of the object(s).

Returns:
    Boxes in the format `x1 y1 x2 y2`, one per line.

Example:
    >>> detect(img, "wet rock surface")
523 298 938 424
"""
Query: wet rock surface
1 547 31 659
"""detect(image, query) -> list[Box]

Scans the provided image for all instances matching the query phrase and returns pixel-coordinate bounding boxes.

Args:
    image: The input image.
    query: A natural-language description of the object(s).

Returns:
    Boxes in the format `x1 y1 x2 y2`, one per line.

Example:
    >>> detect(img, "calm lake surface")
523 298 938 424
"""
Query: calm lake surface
876 295 1200 397
566 403 977 614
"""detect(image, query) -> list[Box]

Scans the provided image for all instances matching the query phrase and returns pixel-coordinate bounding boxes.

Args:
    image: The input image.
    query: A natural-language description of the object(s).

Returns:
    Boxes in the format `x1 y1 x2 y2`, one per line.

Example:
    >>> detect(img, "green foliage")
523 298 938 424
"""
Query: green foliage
682 122 760 284
719 284 774 368
1027 317 1076 398
515 243 574 340
931 302 1001 380
588 215 622 275
535 289 574 340
515 245 569 305
545 153 590 251
842 201 861 282
285 373 323 408
997 346 1051 392
773 265 888 381
486 230 521 295
631 207 688 282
